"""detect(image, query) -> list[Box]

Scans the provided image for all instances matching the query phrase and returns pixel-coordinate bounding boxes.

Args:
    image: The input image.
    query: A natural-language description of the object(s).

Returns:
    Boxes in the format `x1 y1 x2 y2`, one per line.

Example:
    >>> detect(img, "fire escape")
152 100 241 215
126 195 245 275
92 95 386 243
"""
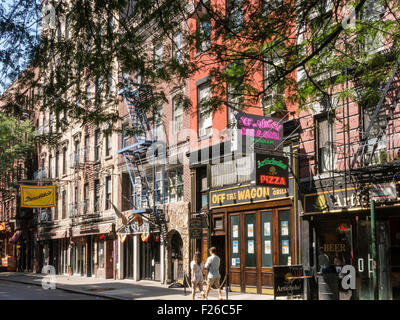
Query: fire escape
117 84 168 245
349 52 400 201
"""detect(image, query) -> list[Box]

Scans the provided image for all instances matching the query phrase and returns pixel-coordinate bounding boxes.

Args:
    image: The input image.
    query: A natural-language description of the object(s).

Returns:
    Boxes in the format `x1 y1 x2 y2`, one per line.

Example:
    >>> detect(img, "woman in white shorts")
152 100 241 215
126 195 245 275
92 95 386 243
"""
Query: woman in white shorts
190 251 205 300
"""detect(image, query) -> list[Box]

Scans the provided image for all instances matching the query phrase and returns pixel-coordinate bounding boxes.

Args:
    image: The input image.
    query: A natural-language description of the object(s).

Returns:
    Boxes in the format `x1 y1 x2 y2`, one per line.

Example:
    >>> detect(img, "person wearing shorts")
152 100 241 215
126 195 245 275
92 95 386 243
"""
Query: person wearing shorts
190 251 205 300
204 246 223 300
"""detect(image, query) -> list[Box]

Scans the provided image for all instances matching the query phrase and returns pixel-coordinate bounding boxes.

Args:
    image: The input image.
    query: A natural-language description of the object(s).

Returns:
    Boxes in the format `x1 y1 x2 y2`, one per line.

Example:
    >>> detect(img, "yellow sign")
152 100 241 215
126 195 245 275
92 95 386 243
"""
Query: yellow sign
20 185 56 208
0 222 5 231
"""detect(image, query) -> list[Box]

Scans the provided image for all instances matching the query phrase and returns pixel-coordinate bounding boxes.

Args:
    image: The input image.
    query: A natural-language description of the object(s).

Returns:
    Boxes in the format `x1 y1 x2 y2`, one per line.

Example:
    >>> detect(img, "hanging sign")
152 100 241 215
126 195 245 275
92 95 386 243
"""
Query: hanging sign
189 217 203 239
371 183 398 202
236 112 283 150
255 154 289 188
20 185 56 208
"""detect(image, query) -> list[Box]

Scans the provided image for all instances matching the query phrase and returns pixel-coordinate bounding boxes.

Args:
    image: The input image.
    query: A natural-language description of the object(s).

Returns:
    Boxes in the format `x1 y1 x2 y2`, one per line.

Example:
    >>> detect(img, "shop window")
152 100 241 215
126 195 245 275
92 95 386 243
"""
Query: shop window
245 214 256 267
278 209 290 265
230 215 240 267
317 221 353 273
261 211 273 267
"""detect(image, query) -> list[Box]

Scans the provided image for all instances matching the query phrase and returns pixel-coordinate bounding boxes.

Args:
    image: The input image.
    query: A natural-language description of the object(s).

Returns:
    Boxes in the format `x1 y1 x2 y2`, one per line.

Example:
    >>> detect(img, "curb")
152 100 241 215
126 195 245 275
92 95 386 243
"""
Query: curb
0 277 126 300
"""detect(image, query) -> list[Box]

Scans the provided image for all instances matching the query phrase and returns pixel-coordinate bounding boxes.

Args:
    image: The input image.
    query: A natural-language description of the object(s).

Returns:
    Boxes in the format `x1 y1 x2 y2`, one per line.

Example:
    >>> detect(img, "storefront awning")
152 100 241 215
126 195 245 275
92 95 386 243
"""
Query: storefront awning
9 231 22 245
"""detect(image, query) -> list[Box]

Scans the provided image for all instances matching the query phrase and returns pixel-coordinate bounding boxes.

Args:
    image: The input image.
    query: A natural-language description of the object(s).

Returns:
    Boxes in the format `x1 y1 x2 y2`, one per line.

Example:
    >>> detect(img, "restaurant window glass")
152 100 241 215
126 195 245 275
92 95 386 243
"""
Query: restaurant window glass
317 220 353 273
245 214 256 267
261 211 273 267
278 209 290 265
230 215 240 267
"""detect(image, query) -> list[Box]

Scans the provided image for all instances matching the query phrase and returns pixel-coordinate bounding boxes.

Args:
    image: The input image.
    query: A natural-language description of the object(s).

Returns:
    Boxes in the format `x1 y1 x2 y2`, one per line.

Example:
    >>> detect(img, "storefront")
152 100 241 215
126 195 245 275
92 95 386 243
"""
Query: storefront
209 184 296 294
118 219 162 281
303 184 400 300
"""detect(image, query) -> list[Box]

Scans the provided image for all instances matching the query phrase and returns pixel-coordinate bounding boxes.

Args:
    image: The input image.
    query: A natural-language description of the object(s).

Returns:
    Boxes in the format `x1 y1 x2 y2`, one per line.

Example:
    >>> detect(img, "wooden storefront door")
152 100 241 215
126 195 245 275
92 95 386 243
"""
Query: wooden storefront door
228 206 293 294
105 240 114 279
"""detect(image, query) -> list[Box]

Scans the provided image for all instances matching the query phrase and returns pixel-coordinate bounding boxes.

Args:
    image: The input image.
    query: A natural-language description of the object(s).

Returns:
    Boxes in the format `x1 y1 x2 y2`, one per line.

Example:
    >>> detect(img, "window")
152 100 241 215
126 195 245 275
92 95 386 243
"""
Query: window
154 44 163 69
197 17 211 52
74 183 79 216
165 168 184 203
197 83 212 138
359 0 386 53
105 132 112 157
95 77 102 106
316 116 337 173
62 190 67 219
55 151 59 178
94 179 100 212
84 134 90 161
261 0 282 15
362 106 387 165
226 0 243 34
172 32 182 64
173 97 183 134
94 129 101 161
62 146 67 175
48 155 52 179
84 183 89 214
262 60 285 113
54 192 59 221
105 176 112 210
74 140 80 167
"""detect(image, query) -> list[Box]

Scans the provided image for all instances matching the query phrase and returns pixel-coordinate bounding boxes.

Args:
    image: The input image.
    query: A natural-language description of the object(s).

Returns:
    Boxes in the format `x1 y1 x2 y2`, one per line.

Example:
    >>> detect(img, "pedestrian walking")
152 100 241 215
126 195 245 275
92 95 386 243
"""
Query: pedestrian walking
204 246 223 300
190 251 205 300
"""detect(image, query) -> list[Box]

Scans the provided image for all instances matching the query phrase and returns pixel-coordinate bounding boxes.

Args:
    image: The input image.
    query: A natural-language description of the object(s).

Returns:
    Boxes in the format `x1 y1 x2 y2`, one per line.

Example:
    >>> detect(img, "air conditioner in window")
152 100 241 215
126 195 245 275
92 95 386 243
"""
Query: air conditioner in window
199 127 210 138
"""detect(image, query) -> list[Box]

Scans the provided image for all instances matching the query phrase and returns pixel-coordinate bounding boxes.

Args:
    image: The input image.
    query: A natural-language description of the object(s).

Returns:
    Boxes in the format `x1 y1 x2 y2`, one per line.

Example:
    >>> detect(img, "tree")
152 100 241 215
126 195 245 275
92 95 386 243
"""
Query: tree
0 0 399 140
0 113 34 194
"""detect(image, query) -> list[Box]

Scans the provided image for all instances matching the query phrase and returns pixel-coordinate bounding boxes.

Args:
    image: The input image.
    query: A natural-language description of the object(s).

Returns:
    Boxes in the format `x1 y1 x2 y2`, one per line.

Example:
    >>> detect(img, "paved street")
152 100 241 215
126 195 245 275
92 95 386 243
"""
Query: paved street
0 272 287 300
0 279 107 300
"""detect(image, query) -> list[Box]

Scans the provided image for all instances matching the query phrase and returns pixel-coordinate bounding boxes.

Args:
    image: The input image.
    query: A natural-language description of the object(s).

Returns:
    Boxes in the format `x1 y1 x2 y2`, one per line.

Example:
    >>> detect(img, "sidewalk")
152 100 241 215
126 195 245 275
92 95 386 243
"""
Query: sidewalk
0 272 291 300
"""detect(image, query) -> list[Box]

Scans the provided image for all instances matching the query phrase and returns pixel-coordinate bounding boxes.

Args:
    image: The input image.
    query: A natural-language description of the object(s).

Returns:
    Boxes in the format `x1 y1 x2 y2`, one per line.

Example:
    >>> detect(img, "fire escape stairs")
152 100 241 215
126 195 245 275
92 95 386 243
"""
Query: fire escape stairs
117 84 168 246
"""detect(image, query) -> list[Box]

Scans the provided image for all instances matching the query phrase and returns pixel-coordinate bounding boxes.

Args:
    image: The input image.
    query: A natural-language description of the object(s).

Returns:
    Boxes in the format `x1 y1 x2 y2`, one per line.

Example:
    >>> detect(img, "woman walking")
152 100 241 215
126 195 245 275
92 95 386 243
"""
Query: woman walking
190 251 205 300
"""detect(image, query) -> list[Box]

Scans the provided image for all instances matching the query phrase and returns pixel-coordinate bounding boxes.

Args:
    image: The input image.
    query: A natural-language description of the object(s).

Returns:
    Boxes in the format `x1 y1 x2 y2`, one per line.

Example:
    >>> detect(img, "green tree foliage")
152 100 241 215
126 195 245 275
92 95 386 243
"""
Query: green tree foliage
0 113 34 193
0 0 399 139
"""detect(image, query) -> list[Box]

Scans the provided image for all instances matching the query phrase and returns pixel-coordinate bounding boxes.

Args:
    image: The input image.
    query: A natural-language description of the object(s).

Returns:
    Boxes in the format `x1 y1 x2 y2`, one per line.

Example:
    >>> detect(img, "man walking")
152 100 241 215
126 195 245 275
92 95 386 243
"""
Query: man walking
204 246 223 300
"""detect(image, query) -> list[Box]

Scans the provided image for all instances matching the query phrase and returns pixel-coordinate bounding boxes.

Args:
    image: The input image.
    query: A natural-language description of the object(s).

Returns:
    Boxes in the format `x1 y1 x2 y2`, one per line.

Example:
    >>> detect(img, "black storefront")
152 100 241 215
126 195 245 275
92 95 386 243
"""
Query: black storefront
301 178 400 300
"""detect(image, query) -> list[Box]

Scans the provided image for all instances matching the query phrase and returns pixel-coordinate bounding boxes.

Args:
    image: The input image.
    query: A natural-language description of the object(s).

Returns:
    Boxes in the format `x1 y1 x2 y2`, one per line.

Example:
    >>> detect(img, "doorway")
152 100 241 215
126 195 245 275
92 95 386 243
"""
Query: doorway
124 235 134 279
211 235 226 284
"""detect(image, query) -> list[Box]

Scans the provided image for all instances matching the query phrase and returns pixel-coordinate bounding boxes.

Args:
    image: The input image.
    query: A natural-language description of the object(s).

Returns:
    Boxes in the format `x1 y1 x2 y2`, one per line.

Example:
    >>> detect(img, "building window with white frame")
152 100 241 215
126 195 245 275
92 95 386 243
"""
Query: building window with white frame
198 82 212 138
173 97 183 134
172 31 182 64
105 176 112 210
154 43 163 70
316 115 337 173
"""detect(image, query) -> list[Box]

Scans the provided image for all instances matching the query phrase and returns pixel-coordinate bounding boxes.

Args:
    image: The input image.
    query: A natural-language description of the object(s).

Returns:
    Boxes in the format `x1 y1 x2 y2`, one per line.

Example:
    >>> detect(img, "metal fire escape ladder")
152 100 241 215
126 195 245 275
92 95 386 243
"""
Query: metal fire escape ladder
117 85 168 245
351 54 400 169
